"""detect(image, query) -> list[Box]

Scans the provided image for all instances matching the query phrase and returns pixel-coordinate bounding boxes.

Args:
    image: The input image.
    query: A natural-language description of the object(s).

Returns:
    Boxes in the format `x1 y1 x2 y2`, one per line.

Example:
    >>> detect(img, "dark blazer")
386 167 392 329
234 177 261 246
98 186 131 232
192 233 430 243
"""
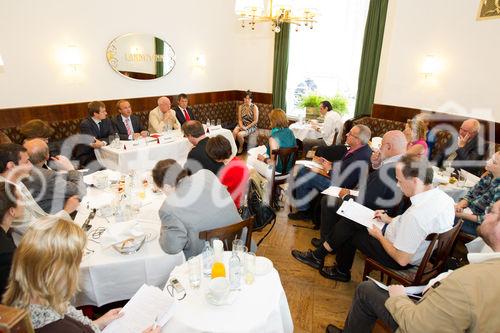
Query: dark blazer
75 117 116 167
22 166 85 214
316 144 348 162
446 135 489 176
173 105 196 126
332 144 373 189
0 228 16 296
184 137 224 175
112 114 144 140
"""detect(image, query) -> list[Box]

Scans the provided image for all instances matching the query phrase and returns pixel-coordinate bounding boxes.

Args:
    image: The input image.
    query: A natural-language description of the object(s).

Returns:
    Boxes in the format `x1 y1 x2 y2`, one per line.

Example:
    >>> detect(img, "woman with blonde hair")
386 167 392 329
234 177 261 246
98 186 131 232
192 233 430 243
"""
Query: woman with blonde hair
2 217 159 333
403 118 428 159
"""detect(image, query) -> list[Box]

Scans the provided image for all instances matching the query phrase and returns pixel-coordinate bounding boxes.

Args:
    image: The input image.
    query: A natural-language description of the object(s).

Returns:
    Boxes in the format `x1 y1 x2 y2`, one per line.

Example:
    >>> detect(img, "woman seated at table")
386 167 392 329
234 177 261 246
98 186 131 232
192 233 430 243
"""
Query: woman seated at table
206 135 250 209
152 159 241 258
2 217 159 333
233 91 259 154
455 151 500 235
255 108 297 176
403 118 428 159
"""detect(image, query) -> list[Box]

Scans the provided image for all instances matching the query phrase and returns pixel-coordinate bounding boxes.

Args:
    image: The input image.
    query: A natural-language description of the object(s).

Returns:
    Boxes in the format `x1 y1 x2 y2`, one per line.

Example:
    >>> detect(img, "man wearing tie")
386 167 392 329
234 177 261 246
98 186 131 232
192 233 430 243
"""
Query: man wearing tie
75 101 116 167
148 96 181 133
113 100 148 140
173 93 196 126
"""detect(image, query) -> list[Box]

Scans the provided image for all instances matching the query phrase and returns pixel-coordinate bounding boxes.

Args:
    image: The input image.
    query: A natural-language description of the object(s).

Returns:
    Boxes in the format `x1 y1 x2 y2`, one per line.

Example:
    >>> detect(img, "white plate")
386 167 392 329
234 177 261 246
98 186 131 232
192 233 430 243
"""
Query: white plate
205 290 238 306
255 256 273 276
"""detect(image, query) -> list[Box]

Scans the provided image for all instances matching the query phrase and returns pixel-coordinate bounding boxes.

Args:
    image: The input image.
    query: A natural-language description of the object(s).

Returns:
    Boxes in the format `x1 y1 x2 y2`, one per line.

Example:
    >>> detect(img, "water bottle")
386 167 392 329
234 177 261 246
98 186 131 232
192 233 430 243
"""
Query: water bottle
229 251 241 290
202 241 214 277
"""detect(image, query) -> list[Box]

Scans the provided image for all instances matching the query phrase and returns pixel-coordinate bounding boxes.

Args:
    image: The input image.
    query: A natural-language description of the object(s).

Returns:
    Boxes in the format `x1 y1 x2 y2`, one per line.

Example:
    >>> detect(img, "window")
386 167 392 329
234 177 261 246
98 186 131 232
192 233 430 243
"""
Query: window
286 0 370 119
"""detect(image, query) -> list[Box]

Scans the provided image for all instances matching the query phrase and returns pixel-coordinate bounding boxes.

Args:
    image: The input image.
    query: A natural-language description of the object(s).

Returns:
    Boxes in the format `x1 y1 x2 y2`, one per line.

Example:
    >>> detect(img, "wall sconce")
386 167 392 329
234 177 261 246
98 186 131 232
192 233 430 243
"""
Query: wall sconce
0 54 4 73
421 55 440 78
61 45 82 72
194 54 206 68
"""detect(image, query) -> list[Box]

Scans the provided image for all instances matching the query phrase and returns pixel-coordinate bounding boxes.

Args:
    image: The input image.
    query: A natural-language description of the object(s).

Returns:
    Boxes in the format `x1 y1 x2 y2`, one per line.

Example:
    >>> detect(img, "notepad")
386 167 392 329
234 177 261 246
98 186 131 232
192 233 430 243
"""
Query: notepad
366 276 425 299
102 284 176 333
336 199 385 229
296 159 323 170
321 186 359 198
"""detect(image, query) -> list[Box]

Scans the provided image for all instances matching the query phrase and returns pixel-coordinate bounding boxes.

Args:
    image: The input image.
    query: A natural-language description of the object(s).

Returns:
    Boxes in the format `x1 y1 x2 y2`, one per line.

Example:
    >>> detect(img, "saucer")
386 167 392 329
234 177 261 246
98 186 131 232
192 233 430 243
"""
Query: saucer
205 291 238 306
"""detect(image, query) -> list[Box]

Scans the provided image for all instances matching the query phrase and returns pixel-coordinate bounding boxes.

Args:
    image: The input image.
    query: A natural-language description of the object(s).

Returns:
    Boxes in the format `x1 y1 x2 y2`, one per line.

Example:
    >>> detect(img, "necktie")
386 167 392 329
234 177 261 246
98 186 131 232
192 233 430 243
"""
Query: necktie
183 109 191 121
125 118 132 136
97 121 103 137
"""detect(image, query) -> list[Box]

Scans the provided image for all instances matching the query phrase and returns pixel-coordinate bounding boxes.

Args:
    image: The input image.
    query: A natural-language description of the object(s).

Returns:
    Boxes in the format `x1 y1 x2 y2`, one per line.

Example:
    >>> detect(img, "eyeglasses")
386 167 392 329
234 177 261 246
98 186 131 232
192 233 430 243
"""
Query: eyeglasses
346 131 360 140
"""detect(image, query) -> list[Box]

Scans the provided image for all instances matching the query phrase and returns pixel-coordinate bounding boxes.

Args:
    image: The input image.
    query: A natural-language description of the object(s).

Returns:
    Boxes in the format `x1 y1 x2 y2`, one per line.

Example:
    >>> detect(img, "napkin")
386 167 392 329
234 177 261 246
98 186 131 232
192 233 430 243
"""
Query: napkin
100 221 145 248
82 192 115 209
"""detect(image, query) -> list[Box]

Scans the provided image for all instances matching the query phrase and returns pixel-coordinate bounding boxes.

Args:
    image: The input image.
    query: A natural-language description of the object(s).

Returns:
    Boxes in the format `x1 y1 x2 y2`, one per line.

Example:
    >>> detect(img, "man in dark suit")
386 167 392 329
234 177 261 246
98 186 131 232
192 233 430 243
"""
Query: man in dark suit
23 138 85 214
288 125 373 220
437 118 490 176
182 120 223 175
75 101 116 168
173 93 196 126
112 100 148 140
292 130 408 269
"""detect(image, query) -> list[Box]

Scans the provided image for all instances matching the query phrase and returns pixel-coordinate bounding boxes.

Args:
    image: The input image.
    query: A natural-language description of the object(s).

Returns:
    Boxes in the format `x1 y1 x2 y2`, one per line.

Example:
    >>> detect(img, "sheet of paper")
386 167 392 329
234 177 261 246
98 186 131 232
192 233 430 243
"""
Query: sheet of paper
459 169 480 187
321 186 359 197
102 284 176 333
366 276 425 298
247 145 267 157
296 159 323 170
336 199 385 229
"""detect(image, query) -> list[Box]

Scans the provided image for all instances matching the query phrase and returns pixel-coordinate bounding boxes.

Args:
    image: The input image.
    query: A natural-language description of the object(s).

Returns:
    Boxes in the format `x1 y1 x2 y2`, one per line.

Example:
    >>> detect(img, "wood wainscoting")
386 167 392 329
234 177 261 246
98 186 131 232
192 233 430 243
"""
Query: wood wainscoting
373 103 500 144
0 90 273 129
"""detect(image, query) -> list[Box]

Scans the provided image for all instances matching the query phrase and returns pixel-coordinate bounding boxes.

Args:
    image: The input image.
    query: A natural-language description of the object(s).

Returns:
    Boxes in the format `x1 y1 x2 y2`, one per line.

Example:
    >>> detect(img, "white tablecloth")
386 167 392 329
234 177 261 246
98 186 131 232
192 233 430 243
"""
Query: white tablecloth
74 185 185 307
163 252 293 333
289 123 322 142
95 128 237 174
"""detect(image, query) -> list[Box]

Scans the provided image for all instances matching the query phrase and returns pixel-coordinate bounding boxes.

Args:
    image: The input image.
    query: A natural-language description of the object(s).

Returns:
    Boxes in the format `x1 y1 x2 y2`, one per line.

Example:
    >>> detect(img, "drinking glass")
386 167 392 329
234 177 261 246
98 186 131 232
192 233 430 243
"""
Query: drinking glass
244 252 256 285
217 118 221 126
232 239 244 254
188 256 201 288
206 119 211 127
457 171 467 187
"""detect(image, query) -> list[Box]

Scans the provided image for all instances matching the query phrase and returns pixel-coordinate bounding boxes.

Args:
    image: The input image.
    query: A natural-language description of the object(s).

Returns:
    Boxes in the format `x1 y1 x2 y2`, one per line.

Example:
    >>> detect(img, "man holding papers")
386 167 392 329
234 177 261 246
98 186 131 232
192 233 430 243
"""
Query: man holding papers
325 200 500 333
292 131 408 268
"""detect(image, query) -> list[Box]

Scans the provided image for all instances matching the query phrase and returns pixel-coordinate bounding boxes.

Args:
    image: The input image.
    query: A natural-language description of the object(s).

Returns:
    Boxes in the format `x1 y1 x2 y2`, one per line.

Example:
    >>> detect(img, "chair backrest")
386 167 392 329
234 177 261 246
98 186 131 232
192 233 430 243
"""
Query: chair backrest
198 217 254 251
271 146 298 175
413 220 463 284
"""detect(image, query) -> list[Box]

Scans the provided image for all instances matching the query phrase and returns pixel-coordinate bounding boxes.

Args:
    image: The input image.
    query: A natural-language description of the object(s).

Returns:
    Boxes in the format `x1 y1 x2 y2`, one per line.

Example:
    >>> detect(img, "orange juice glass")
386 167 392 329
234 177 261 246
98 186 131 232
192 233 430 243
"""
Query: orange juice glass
211 262 226 278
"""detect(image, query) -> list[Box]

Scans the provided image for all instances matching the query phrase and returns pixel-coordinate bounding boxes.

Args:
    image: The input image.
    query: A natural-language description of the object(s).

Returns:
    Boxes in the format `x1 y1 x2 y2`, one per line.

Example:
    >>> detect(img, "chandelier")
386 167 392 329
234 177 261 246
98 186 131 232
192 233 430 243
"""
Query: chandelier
235 0 318 33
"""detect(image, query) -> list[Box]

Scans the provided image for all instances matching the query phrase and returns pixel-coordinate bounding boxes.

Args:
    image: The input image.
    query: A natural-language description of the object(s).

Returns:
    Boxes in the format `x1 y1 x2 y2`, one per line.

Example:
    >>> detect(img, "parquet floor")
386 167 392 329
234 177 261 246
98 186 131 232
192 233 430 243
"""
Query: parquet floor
252 206 367 333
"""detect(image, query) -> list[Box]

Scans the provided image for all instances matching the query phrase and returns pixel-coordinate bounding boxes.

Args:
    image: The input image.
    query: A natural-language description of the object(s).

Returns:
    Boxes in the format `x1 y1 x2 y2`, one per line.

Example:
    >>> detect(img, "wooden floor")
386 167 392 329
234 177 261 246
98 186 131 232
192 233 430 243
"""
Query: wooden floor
252 206 367 333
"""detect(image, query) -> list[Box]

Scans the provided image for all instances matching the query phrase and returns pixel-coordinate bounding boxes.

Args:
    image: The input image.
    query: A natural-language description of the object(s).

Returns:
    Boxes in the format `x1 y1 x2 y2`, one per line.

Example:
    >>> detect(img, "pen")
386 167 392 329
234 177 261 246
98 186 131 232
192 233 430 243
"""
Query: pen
153 314 159 329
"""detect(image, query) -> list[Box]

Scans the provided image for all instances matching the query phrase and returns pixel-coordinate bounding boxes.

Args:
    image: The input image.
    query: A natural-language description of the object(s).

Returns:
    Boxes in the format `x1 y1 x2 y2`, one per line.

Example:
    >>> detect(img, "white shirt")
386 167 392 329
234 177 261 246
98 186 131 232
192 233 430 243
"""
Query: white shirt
322 111 343 145
384 187 455 265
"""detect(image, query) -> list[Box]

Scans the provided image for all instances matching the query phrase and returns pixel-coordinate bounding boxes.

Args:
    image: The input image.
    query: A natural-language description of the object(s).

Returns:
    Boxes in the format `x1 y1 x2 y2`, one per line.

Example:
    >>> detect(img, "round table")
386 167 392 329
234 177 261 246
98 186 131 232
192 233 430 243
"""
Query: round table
289 122 323 142
163 252 293 333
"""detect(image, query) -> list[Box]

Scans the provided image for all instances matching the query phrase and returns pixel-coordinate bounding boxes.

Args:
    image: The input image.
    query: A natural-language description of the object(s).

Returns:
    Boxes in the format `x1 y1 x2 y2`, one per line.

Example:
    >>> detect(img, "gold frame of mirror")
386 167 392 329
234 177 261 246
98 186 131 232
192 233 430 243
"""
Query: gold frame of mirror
106 33 176 80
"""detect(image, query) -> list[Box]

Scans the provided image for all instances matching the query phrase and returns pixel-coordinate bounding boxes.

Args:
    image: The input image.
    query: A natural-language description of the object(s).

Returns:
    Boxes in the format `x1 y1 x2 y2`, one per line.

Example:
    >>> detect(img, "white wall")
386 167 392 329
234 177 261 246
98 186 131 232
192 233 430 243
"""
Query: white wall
375 0 500 122
0 0 274 109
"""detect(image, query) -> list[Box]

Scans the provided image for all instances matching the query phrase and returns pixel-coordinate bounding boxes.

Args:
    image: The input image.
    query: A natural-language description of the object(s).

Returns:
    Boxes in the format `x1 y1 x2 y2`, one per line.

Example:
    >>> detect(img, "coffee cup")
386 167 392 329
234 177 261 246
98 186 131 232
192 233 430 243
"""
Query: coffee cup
209 277 229 302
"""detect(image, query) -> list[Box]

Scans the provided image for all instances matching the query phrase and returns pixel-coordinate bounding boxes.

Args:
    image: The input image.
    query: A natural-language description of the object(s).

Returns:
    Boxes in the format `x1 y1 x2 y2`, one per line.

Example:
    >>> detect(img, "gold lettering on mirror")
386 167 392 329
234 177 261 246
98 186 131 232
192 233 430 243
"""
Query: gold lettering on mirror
106 33 176 80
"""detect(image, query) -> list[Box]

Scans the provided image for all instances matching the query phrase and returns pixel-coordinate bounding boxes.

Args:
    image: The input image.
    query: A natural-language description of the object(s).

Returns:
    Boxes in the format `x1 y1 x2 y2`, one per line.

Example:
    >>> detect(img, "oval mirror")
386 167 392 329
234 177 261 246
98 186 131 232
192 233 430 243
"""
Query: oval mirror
106 33 176 80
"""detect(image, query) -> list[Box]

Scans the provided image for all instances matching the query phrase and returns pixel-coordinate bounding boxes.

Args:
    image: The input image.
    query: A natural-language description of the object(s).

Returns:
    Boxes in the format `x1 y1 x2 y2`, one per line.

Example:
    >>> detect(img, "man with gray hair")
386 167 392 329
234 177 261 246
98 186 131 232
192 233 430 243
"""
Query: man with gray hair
288 125 373 221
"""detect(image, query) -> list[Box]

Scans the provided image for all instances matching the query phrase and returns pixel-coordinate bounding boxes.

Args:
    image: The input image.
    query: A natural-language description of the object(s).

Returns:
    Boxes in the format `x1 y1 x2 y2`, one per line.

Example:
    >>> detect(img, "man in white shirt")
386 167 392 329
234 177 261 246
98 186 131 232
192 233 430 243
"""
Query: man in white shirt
319 155 454 282
112 100 148 140
302 100 343 155
0 144 78 242
148 96 180 133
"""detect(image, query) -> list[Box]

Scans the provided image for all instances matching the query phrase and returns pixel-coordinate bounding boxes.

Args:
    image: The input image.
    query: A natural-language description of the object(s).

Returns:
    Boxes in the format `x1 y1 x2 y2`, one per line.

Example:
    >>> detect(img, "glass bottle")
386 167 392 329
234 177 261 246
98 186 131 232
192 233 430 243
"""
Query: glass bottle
229 251 241 290
202 241 214 277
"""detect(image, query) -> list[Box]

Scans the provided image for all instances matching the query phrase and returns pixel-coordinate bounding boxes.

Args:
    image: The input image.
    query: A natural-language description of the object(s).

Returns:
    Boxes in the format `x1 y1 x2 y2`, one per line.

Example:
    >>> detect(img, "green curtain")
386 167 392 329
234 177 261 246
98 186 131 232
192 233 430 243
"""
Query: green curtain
155 37 164 78
272 23 290 111
354 0 389 118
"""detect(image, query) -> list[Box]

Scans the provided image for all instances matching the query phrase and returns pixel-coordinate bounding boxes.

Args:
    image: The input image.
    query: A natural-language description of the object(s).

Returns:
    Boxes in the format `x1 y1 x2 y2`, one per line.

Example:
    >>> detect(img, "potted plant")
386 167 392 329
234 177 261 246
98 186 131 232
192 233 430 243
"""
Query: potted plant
298 93 349 120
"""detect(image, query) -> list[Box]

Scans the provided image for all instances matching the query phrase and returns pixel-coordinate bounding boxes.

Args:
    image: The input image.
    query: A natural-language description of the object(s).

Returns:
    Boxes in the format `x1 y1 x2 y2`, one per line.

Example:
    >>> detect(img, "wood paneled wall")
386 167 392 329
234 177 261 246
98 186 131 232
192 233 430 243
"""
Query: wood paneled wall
0 90 273 129
373 103 500 144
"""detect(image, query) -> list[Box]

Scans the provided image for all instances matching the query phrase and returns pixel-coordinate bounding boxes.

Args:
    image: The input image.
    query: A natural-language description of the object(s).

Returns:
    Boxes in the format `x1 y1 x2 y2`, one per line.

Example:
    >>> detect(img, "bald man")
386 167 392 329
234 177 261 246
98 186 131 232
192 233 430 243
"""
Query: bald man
148 96 180 133
292 130 409 270
440 118 489 175
23 139 84 214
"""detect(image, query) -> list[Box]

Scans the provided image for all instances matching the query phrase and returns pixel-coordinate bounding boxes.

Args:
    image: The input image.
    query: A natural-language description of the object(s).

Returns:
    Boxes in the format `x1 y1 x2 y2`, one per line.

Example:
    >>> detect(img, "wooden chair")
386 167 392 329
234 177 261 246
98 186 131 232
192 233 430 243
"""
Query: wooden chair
363 220 463 286
270 146 298 209
199 217 254 251
0 304 34 333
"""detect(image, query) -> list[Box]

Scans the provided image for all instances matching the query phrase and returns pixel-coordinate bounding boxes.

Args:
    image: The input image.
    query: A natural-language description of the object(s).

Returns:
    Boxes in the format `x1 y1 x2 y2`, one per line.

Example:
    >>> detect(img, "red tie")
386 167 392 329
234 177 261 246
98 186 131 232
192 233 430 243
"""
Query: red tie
125 118 132 136
183 109 190 121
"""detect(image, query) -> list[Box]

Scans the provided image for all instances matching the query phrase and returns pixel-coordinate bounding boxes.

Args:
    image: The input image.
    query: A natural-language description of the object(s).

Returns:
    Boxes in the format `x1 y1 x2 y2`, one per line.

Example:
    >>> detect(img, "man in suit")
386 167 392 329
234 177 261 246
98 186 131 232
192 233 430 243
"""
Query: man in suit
182 120 223 175
292 130 408 269
23 138 85 214
325 200 500 333
75 101 116 168
173 93 196 126
438 118 490 175
148 96 180 133
113 100 148 140
288 125 373 221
